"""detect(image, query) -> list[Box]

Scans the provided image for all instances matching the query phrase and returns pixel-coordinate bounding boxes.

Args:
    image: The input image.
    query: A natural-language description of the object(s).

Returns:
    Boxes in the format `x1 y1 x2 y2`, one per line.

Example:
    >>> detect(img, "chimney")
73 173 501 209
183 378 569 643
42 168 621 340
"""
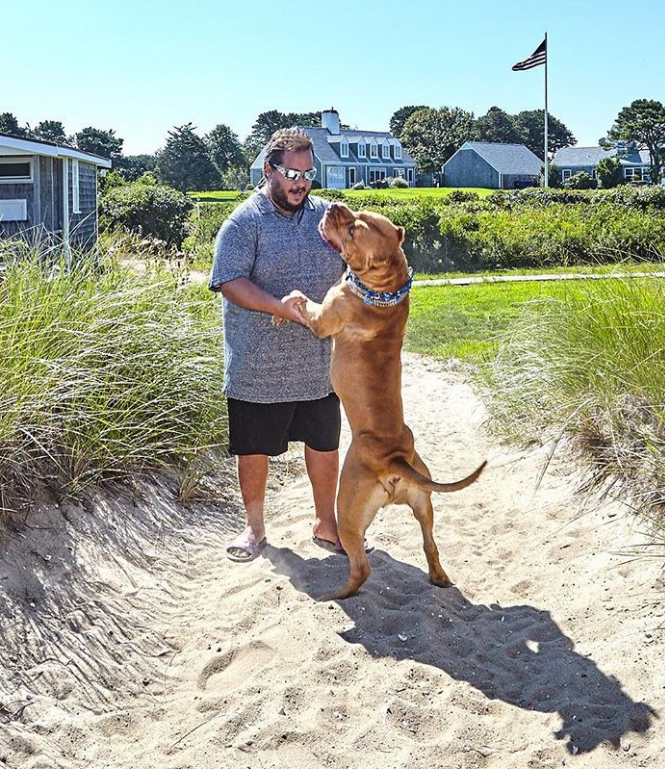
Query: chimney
321 108 340 135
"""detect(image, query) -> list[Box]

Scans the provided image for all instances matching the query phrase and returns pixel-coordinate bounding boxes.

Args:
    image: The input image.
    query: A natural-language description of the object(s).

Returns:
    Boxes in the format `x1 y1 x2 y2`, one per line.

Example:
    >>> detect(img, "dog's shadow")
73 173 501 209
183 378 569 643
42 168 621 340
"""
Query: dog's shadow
263 544 656 755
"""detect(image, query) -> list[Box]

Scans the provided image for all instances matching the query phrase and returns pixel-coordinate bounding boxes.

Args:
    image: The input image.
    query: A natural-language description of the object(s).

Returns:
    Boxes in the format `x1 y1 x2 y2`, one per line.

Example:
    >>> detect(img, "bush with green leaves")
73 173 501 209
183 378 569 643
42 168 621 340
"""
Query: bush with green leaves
596 157 623 189
100 182 193 247
564 171 596 190
389 176 409 188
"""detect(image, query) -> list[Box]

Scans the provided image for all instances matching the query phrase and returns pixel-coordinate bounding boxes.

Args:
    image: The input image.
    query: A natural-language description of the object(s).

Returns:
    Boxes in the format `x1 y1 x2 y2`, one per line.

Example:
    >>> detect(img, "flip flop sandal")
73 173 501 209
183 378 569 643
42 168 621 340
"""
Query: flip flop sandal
226 534 267 563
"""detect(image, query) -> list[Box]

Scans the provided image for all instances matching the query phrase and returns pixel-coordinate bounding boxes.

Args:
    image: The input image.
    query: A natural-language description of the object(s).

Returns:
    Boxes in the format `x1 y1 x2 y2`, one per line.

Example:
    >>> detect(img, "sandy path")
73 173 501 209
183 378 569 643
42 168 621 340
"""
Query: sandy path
1 353 663 769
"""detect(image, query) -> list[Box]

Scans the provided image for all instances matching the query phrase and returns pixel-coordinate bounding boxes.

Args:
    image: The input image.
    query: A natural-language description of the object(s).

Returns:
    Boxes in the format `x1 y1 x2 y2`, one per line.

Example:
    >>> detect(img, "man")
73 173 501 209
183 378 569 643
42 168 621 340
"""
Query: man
209 128 346 562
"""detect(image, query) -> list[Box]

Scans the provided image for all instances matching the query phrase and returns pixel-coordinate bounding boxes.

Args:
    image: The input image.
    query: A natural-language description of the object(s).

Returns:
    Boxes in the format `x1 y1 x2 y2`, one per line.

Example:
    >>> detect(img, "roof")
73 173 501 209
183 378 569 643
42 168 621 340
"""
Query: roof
250 125 417 170
0 132 113 167
445 141 542 175
553 145 651 168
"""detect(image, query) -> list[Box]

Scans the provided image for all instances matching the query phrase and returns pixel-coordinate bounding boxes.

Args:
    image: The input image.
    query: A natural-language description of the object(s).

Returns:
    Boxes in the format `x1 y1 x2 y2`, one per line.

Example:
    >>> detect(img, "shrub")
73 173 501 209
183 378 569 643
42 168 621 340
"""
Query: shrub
389 176 409 188
100 182 193 247
351 180 367 190
446 189 480 204
596 157 623 189
539 163 562 188
564 171 596 190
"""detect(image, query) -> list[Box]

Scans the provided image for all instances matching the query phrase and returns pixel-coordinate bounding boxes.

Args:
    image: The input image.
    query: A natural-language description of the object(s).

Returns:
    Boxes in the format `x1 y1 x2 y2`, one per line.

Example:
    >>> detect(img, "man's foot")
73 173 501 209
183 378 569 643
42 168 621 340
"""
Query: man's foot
226 530 267 563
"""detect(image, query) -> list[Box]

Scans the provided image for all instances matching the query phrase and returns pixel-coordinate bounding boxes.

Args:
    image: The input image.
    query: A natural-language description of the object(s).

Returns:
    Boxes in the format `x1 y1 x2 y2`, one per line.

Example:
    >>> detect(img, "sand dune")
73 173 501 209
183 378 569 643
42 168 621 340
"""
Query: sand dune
1 353 662 768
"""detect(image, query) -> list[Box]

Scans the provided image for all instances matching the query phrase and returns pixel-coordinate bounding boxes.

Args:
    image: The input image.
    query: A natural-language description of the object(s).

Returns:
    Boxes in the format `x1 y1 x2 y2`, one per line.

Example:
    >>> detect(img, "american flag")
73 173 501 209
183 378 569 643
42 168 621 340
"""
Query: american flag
512 38 547 71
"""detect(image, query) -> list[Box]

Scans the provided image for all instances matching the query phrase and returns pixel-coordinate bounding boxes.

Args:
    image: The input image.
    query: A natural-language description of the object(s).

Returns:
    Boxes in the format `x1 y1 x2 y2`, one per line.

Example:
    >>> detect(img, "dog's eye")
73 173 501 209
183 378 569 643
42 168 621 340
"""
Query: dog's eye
348 224 355 236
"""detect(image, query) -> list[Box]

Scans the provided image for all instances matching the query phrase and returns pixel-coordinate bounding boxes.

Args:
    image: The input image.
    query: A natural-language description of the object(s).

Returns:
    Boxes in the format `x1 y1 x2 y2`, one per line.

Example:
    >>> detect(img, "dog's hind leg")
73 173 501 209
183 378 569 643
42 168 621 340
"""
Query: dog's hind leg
317 458 386 601
407 452 453 588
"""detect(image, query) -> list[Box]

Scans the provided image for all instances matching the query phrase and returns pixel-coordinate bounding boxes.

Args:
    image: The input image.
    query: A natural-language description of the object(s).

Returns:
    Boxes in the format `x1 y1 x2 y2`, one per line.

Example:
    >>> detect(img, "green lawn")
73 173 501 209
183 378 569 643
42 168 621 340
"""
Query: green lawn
188 187 494 203
406 279 604 363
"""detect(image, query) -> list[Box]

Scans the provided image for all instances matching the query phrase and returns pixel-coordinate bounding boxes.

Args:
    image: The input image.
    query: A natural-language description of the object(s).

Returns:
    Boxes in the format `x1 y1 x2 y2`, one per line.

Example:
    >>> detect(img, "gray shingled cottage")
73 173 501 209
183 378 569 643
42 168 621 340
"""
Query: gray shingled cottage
0 132 112 251
250 109 418 189
442 141 542 189
553 143 655 184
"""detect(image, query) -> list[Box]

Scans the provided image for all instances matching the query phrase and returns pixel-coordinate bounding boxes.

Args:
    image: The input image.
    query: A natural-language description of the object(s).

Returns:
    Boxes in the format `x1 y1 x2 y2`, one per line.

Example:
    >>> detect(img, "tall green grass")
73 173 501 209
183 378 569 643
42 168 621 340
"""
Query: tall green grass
484 277 665 514
0 240 226 511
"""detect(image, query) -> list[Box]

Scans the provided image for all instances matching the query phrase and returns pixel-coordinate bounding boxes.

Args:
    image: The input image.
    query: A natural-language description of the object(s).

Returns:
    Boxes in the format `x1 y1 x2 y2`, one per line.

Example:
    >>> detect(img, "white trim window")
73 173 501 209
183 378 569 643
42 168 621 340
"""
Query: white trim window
561 168 572 181
407 168 414 184
72 158 81 214
382 141 390 159
348 167 356 186
358 140 366 158
340 137 349 158
370 140 378 159
0 156 33 184
394 143 402 160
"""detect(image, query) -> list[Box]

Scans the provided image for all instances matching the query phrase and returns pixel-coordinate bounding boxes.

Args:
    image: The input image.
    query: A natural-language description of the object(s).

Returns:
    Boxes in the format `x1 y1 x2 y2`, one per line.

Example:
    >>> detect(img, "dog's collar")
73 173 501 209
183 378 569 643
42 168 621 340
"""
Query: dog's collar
345 266 413 307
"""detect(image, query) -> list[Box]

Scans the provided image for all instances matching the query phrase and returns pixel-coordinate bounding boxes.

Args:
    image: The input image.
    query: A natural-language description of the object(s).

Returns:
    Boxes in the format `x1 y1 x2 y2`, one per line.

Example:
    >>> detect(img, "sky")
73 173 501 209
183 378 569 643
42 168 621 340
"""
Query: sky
4 0 664 156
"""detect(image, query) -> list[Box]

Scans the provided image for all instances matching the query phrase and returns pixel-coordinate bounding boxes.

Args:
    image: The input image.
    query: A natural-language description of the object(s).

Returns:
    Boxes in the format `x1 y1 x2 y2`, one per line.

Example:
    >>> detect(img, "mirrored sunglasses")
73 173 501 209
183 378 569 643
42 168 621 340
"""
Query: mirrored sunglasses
271 163 317 182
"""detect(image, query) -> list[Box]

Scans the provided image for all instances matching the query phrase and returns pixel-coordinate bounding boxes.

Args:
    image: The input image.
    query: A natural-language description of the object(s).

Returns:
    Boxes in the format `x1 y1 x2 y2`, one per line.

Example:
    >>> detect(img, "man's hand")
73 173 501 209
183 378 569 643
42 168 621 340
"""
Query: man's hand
276 290 309 325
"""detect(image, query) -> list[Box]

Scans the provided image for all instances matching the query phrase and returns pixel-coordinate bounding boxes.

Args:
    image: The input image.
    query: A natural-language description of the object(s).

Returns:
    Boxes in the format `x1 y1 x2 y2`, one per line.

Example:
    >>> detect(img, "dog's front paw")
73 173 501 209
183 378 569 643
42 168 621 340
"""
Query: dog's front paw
271 315 287 327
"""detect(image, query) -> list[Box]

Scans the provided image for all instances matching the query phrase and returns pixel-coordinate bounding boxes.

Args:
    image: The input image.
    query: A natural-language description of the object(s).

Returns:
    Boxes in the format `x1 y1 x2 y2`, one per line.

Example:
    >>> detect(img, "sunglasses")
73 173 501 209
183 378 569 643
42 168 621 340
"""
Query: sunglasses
270 163 317 182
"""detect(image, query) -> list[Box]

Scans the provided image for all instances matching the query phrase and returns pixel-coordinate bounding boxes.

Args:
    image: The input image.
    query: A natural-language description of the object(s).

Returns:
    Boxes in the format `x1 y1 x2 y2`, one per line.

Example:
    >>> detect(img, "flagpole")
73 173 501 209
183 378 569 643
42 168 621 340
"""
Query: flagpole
544 32 549 187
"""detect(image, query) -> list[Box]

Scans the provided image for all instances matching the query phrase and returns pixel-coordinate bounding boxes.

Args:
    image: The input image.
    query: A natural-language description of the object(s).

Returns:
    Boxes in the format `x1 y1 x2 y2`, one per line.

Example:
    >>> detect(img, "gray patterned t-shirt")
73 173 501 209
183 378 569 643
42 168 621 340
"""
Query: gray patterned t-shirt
208 191 345 403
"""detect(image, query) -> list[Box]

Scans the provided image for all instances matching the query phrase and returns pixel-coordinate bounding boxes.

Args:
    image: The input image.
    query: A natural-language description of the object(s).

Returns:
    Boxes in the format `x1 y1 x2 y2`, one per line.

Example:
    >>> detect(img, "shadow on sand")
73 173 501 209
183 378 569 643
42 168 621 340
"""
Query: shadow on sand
263 544 656 755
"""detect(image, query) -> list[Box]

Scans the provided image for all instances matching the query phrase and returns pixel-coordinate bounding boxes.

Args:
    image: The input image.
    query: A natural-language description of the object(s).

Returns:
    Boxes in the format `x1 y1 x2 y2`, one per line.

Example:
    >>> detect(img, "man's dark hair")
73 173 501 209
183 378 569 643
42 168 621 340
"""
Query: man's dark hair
264 128 313 168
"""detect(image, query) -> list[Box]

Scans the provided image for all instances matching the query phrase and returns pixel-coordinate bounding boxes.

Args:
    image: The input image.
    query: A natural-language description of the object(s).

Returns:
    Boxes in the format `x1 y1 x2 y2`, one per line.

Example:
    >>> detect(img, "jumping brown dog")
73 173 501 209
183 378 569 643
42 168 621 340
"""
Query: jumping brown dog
292 203 486 600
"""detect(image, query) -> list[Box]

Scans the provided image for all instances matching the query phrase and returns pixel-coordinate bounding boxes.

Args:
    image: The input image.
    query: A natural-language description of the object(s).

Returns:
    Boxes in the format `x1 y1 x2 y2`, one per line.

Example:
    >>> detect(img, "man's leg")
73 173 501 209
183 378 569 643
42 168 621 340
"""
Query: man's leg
227 454 269 559
305 446 340 545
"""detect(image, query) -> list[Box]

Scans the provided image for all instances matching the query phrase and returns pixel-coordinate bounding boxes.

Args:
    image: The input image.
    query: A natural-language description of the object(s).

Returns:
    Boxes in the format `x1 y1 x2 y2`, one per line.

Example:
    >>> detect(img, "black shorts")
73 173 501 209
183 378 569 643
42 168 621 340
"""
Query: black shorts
227 393 341 456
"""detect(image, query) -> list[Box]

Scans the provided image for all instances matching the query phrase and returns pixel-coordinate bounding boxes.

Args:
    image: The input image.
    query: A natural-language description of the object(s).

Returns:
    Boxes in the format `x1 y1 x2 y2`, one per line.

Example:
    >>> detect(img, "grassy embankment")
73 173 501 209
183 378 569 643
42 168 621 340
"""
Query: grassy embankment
0 239 227 514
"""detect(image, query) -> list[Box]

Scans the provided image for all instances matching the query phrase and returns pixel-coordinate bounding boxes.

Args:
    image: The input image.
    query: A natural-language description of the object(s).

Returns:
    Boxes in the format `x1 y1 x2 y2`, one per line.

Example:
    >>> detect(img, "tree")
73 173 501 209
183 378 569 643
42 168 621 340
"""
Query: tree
244 110 320 157
205 123 246 177
608 99 665 183
32 120 68 144
539 163 562 188
513 110 576 160
114 154 158 182
0 112 29 138
596 156 623 188
389 105 429 139
476 106 523 144
155 123 220 192
75 127 124 161
400 107 477 172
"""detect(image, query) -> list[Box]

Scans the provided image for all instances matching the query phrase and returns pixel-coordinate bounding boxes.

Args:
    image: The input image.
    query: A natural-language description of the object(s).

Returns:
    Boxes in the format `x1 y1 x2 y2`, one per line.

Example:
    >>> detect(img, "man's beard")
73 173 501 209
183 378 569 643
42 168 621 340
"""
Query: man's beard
269 182 309 213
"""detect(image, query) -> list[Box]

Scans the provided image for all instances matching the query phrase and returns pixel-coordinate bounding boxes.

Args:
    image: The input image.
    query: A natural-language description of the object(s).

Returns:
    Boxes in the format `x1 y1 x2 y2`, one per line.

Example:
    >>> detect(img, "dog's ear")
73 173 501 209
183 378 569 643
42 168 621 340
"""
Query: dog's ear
396 226 405 245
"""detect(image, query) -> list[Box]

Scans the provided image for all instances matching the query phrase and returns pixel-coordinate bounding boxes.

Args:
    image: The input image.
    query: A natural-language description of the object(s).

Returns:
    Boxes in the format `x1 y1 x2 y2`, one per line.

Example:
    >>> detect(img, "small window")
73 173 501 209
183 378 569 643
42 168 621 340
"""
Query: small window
407 168 414 183
348 168 356 186
382 141 390 159
72 159 81 214
394 143 402 160
370 141 378 159
0 157 33 183
358 140 366 158
340 138 349 158
561 169 572 181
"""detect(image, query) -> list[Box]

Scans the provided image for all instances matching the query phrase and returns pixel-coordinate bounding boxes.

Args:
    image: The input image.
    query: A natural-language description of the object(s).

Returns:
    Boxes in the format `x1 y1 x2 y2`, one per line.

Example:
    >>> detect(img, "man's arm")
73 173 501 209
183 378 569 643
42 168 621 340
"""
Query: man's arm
218 277 308 325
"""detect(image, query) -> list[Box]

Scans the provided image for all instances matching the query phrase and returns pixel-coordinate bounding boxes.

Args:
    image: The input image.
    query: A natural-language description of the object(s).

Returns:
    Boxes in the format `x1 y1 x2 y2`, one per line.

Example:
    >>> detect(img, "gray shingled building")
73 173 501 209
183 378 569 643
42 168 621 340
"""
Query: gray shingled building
442 141 542 189
553 144 654 184
250 109 417 189
0 132 112 251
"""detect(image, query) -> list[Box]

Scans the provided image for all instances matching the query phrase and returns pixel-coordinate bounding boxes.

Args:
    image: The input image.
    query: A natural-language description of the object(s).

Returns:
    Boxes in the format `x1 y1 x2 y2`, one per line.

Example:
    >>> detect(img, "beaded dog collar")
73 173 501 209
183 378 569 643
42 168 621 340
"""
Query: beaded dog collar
345 266 414 307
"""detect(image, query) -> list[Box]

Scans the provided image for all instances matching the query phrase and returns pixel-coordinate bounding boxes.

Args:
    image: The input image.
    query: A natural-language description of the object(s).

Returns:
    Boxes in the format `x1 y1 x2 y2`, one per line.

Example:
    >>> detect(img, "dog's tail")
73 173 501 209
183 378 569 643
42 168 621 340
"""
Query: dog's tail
388 458 487 493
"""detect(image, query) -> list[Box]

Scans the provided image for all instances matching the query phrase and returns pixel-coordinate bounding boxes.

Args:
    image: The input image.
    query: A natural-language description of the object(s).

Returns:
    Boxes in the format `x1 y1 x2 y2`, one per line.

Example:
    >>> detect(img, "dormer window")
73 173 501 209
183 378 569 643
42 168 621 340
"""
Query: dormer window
340 137 349 158
382 141 390 159
358 140 366 158
394 143 402 160
370 140 378 159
